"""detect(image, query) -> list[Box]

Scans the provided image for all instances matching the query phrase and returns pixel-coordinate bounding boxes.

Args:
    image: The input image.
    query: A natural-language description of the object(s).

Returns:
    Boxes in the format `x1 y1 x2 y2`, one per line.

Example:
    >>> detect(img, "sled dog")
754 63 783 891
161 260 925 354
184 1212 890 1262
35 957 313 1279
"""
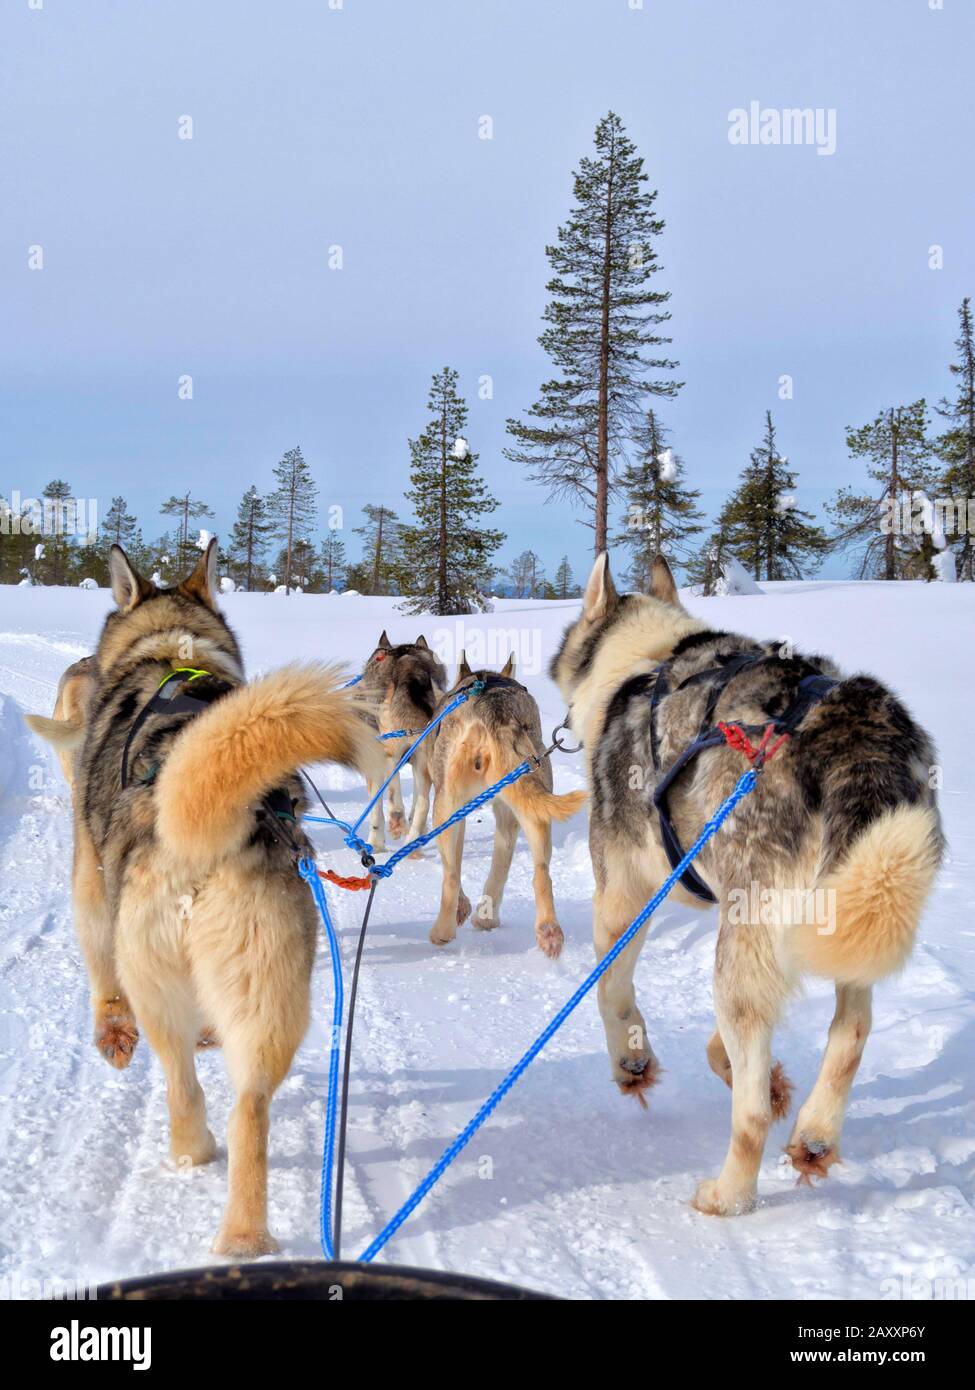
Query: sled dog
427 654 586 957
358 630 447 851
550 552 943 1215
26 541 384 1256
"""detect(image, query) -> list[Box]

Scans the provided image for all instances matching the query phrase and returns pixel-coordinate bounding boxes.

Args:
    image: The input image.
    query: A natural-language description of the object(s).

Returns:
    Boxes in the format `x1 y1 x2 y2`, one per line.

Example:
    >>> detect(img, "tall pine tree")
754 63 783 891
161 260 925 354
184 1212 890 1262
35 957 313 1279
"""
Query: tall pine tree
723 412 828 581
159 491 215 567
319 533 348 592
353 505 401 596
267 446 318 595
935 297 975 581
613 409 703 589
227 485 272 591
505 112 680 553
828 401 935 579
399 367 504 615
554 555 578 598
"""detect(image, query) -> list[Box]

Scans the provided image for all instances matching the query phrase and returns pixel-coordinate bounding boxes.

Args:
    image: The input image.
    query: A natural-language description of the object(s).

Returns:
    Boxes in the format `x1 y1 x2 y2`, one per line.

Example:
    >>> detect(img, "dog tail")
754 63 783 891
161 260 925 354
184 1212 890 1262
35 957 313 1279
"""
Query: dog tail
794 803 942 986
155 662 386 868
24 711 86 751
449 721 587 823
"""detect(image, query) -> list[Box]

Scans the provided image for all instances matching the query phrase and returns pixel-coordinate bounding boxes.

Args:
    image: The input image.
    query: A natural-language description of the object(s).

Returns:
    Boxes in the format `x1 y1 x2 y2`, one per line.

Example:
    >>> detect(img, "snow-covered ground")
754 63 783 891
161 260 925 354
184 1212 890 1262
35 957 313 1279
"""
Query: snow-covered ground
0 580 972 1300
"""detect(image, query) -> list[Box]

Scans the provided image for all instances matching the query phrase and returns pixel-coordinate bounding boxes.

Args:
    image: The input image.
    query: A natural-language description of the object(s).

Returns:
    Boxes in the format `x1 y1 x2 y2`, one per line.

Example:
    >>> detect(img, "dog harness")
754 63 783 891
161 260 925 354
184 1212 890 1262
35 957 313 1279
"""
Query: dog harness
648 653 837 904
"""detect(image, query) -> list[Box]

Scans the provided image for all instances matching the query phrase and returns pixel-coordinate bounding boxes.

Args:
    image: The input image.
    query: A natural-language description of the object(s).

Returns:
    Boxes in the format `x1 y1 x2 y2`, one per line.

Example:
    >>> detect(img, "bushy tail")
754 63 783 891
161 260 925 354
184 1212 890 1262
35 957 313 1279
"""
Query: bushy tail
448 721 586 823
794 804 942 986
155 662 386 868
24 711 85 751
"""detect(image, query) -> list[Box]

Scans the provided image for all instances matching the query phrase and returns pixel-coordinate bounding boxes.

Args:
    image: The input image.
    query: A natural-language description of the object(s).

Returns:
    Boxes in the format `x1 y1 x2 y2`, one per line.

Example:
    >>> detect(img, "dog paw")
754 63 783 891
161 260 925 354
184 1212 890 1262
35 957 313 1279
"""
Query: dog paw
429 924 456 948
691 1178 756 1217
212 1227 280 1259
456 892 472 926
614 1054 661 1109
534 920 564 959
94 1006 139 1070
785 1135 840 1185
387 811 407 840
769 1061 794 1120
173 1129 217 1168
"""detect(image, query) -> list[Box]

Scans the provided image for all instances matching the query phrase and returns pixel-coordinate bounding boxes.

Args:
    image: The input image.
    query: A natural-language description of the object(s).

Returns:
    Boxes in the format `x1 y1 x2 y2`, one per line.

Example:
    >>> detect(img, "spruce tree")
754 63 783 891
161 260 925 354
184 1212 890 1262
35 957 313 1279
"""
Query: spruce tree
267 446 318 595
935 297 975 580
505 112 680 553
319 533 348 592
159 491 215 567
227 485 272 591
721 412 828 581
828 401 935 579
399 367 505 615
353 505 401 596
613 409 703 589
101 496 140 550
554 555 578 598
38 480 76 585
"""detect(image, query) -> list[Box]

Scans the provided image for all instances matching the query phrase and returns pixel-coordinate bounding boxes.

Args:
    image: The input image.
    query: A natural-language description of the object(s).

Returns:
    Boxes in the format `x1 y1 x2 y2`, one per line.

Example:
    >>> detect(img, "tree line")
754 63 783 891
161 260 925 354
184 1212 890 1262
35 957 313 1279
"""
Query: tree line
2 113 972 603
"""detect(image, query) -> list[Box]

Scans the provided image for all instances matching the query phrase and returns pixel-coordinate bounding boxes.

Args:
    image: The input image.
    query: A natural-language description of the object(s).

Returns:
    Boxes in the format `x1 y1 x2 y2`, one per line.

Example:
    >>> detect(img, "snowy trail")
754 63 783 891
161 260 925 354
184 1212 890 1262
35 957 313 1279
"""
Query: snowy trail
0 584 973 1299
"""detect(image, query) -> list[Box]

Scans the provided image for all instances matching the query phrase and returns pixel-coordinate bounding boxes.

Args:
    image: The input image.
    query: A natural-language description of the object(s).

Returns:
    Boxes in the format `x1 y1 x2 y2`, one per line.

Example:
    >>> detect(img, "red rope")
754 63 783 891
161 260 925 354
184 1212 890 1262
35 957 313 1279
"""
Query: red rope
718 721 790 767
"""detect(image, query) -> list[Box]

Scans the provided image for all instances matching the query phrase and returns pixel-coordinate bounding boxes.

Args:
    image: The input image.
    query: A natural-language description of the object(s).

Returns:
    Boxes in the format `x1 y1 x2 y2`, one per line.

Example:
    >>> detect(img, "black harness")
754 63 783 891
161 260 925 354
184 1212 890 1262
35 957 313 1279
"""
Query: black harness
119 667 299 846
649 654 837 904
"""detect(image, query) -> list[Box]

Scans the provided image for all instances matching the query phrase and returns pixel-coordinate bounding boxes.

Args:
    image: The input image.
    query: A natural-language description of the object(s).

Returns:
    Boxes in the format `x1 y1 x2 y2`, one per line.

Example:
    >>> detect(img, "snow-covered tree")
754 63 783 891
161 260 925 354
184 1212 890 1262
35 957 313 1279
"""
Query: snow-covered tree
613 409 703 590
399 368 504 614
505 112 681 554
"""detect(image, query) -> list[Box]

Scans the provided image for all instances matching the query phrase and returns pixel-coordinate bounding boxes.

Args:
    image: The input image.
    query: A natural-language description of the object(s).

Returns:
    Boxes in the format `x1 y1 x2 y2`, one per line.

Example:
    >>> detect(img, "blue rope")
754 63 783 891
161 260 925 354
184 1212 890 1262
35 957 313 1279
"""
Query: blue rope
342 673 364 689
377 729 409 741
297 856 344 1260
347 686 481 846
370 760 535 879
357 766 759 1263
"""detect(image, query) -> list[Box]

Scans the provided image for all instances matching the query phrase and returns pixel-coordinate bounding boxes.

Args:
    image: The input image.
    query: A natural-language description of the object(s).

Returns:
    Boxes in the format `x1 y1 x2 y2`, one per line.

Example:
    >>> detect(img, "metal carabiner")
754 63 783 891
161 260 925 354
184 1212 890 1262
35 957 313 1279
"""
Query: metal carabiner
550 719 583 755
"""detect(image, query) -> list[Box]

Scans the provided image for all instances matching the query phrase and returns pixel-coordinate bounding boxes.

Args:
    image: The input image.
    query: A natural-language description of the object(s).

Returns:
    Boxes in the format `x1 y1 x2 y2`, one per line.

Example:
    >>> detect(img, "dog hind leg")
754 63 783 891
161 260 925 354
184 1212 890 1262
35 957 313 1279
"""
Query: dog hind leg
474 799 518 930
786 983 871 1182
512 808 563 959
429 791 470 946
387 770 407 840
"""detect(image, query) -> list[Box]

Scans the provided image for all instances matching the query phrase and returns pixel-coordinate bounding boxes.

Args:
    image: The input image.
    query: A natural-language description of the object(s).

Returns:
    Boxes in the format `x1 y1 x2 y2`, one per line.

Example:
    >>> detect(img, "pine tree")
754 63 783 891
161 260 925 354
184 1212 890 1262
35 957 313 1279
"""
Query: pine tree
685 522 733 597
553 555 579 598
399 367 505 615
508 550 546 598
613 409 703 589
935 297 975 580
267 446 318 595
159 492 215 567
100 496 140 550
720 412 828 581
319 533 348 592
38 480 75 585
353 505 401 596
828 401 936 579
505 112 680 554
227 485 272 591
277 537 321 593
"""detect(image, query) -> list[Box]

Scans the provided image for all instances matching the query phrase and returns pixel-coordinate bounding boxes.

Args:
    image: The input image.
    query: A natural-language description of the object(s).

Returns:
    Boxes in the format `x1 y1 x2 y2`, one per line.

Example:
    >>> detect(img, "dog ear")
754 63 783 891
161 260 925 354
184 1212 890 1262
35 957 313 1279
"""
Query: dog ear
178 537 219 609
109 545 155 612
415 634 429 650
458 650 473 679
500 652 516 677
649 554 680 607
377 630 392 650
582 552 618 622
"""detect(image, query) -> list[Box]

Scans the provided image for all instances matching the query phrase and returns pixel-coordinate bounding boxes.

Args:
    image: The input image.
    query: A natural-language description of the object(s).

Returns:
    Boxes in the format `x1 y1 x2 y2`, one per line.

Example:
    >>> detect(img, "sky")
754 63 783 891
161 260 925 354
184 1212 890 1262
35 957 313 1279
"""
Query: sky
2 0 973 585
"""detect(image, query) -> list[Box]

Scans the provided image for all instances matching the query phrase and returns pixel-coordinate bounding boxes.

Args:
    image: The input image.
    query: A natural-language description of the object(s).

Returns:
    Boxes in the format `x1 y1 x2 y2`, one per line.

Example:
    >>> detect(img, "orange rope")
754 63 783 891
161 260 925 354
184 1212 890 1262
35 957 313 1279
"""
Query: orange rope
318 867 374 891
718 720 790 767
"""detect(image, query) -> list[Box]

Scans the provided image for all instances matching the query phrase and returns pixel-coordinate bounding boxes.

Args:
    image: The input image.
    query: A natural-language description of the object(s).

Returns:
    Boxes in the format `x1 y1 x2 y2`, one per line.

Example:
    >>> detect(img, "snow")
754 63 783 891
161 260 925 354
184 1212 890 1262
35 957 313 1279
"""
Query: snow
657 448 677 482
0 580 972 1299
714 553 763 596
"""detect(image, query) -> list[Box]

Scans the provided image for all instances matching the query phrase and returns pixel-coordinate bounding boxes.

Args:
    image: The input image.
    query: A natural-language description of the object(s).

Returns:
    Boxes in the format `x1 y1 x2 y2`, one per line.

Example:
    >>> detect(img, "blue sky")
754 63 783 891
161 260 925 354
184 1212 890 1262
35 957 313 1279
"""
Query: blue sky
3 0 973 585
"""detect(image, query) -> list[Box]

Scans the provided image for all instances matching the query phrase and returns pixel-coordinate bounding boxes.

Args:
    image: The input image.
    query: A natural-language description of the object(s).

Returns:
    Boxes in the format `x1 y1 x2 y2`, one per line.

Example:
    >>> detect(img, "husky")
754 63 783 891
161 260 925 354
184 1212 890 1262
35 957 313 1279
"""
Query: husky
358 630 447 851
426 653 587 957
25 541 384 1256
550 552 943 1215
